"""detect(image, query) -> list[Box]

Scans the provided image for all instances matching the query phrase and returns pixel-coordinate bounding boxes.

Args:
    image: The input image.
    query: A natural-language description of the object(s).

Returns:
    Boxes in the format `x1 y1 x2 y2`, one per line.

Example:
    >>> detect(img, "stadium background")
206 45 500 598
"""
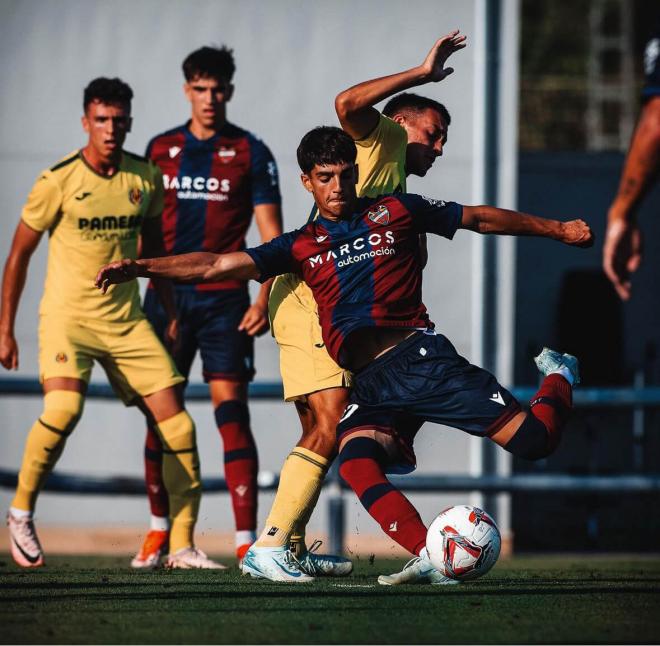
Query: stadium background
0 0 659 557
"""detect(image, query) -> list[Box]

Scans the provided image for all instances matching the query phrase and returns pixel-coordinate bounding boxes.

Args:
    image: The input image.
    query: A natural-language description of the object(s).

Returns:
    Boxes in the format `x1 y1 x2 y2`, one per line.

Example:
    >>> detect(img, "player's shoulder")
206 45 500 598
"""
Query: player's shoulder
145 124 187 156
225 122 272 151
122 149 162 179
48 150 81 174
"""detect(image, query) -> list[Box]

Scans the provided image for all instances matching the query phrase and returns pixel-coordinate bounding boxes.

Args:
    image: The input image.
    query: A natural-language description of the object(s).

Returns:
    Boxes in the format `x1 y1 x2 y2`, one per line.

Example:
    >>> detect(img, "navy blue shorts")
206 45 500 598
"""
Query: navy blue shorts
143 287 255 383
337 331 520 472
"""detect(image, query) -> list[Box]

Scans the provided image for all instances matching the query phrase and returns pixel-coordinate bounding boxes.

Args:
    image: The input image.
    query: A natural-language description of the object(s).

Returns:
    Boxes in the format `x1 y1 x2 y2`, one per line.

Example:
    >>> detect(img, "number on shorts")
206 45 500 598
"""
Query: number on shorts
339 403 359 423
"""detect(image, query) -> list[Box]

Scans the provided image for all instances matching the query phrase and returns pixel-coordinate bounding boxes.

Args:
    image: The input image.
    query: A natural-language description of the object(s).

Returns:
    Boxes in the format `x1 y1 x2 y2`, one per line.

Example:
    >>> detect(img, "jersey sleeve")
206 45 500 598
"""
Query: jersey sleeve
397 193 463 239
355 113 407 155
248 136 282 206
642 25 660 101
244 229 301 282
20 170 63 232
143 163 164 220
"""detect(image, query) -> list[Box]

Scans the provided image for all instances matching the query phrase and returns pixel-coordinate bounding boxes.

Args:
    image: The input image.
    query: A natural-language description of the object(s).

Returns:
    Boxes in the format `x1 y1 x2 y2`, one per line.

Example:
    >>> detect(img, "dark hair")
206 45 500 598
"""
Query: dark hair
83 77 133 111
297 126 357 174
382 92 451 126
182 45 236 82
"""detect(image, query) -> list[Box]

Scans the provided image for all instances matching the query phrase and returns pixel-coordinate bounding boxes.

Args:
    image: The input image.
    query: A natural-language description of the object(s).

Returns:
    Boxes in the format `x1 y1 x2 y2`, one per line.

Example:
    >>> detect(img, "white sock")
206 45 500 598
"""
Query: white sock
10 506 33 519
549 365 575 386
235 530 256 548
150 515 170 531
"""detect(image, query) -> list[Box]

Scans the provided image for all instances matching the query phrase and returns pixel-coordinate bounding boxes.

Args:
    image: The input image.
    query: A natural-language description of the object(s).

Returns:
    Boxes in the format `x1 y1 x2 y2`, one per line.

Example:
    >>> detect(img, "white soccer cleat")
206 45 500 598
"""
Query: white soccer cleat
7 511 45 568
378 554 459 586
165 546 228 570
131 529 169 569
534 347 580 385
297 540 353 577
240 545 314 582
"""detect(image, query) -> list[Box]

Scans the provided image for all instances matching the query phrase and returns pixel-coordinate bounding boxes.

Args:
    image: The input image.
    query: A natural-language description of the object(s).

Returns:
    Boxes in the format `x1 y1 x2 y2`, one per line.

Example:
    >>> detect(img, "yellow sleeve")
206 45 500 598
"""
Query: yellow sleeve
144 163 164 219
355 113 407 155
20 170 63 232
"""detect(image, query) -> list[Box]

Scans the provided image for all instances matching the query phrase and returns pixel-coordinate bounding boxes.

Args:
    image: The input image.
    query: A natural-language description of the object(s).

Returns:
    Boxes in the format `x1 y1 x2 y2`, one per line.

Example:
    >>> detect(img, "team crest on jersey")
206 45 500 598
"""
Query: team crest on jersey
168 146 181 158
55 352 68 364
367 204 390 225
128 188 144 205
218 147 236 163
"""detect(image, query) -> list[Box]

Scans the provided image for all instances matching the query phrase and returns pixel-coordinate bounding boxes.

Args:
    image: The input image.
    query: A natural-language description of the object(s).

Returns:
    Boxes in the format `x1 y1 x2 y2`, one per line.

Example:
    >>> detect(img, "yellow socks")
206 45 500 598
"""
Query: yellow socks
155 410 201 554
12 390 84 512
255 447 329 548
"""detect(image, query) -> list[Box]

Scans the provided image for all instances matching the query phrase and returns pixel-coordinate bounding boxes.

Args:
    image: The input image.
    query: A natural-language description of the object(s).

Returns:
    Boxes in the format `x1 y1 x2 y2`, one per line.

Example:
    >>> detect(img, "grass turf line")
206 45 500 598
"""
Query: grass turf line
1 554 659 644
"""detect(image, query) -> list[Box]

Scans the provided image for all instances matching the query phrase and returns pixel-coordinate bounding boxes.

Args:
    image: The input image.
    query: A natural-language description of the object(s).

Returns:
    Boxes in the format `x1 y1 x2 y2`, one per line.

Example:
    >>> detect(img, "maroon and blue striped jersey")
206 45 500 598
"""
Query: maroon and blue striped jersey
146 121 281 290
246 193 462 367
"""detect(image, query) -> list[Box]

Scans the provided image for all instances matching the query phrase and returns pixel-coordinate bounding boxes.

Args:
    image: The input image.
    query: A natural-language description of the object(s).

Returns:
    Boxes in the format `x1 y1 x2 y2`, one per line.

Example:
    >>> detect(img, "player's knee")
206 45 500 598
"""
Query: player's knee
39 390 84 441
338 436 387 478
504 414 552 460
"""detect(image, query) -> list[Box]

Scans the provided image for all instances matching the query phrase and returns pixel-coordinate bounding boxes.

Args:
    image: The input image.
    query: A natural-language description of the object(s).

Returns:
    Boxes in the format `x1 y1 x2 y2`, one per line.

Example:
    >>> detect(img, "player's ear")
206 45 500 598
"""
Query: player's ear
81 113 90 134
183 82 192 103
224 83 234 102
391 113 406 128
300 173 313 194
126 116 133 133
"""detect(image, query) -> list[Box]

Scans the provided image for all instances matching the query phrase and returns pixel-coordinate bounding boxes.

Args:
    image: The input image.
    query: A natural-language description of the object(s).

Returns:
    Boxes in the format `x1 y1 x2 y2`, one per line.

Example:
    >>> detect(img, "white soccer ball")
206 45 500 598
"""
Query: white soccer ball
426 505 501 581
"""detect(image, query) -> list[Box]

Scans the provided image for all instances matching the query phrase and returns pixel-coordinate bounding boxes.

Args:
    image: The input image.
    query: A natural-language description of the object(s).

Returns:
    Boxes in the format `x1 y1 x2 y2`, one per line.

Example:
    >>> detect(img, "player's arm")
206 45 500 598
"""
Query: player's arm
140 215 179 349
460 205 594 247
239 202 283 336
0 222 43 369
603 96 660 300
335 30 466 139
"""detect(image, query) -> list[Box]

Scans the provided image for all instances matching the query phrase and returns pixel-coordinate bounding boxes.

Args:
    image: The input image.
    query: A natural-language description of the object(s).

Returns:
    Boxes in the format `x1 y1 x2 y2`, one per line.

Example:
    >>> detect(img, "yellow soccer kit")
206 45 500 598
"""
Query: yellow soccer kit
269 115 407 401
23 150 183 403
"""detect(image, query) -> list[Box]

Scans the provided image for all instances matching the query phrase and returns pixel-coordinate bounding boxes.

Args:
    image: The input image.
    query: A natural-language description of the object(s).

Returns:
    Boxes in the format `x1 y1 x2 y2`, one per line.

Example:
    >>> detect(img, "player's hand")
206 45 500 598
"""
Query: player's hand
0 331 19 370
238 303 270 337
560 219 594 248
602 218 642 301
420 30 467 83
164 317 181 356
95 259 139 294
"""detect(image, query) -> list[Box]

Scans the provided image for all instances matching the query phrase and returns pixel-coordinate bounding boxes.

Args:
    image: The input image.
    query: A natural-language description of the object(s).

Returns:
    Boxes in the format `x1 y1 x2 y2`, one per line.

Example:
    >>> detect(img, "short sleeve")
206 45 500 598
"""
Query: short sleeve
244 230 300 282
397 193 463 239
249 136 281 207
20 170 62 232
143 164 164 219
642 29 660 102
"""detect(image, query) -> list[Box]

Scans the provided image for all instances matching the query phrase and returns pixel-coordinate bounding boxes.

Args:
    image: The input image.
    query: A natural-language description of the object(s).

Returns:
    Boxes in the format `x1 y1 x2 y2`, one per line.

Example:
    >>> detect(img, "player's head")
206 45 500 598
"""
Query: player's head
183 46 235 129
298 126 358 220
81 77 133 162
383 92 451 177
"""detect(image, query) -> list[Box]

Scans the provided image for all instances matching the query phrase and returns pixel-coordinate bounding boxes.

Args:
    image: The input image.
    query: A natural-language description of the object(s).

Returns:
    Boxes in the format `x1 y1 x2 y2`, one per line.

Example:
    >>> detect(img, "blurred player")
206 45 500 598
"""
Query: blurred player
96 126 594 584
130 46 282 568
246 31 465 580
603 21 660 300
0 78 221 569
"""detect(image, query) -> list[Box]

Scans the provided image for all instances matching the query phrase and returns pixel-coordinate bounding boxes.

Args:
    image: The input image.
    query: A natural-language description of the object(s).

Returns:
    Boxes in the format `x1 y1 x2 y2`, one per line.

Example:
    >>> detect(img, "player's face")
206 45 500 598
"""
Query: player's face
397 108 448 177
81 101 132 162
301 162 358 220
184 75 233 128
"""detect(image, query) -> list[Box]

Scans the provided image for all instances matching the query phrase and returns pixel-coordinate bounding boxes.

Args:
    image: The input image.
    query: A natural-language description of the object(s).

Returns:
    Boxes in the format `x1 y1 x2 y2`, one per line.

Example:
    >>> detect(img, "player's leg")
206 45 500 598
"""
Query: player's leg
8 377 86 568
196 288 259 560
132 288 196 569
103 318 223 569
209 379 258 559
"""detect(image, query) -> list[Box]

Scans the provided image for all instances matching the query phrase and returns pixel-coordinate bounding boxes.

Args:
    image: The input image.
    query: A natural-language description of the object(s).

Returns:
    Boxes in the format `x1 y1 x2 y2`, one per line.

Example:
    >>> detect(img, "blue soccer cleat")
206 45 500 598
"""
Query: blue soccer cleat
296 540 353 577
534 347 580 385
378 553 459 586
241 545 314 583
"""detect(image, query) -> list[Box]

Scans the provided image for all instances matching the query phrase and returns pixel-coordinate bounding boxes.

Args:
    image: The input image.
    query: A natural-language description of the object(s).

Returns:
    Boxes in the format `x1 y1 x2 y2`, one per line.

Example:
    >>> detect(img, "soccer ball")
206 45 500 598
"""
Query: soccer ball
425 505 501 581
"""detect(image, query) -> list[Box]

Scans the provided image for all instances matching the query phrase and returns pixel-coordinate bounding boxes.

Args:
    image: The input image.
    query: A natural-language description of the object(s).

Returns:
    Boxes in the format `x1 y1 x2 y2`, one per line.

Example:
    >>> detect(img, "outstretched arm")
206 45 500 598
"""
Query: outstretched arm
95 251 261 294
603 97 660 300
335 30 466 140
461 205 594 247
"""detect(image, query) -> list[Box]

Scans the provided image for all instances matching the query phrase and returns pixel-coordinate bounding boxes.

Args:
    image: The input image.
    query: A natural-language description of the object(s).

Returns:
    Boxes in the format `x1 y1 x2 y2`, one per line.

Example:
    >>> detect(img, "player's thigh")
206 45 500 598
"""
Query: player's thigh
195 289 255 383
98 318 185 406
143 287 197 379
38 315 96 386
271 278 352 402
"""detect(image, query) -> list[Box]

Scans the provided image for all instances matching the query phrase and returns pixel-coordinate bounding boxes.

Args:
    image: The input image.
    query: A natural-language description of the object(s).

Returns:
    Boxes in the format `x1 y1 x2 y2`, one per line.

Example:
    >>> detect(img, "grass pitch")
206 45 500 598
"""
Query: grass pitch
1 553 659 644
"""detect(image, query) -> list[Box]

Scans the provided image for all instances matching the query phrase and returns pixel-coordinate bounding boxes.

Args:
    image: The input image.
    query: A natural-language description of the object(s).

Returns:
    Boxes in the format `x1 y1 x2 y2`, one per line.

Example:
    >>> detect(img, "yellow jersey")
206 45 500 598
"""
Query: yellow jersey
21 150 163 323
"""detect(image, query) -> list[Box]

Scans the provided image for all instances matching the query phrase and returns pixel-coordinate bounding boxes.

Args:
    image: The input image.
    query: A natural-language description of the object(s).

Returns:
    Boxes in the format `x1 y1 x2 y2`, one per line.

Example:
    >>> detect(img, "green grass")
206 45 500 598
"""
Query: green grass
1 553 659 644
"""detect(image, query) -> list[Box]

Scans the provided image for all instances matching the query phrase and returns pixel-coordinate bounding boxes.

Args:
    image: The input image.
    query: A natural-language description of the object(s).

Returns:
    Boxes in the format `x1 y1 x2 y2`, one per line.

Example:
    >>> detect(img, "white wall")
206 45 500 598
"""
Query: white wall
0 0 500 546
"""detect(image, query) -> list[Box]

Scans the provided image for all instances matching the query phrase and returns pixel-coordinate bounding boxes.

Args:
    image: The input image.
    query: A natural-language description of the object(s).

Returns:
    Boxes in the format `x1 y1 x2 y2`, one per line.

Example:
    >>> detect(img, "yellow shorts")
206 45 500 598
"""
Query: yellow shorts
269 274 352 402
38 315 184 405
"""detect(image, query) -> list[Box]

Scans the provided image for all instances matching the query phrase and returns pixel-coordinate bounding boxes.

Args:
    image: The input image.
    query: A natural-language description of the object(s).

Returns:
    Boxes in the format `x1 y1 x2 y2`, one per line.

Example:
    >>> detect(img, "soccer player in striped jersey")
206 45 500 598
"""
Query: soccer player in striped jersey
96 126 594 584
131 46 282 568
1 78 220 569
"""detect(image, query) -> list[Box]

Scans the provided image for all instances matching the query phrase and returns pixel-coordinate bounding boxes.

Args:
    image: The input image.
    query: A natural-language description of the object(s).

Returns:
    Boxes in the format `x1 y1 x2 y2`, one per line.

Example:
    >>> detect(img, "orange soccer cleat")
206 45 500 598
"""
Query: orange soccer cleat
131 529 169 569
